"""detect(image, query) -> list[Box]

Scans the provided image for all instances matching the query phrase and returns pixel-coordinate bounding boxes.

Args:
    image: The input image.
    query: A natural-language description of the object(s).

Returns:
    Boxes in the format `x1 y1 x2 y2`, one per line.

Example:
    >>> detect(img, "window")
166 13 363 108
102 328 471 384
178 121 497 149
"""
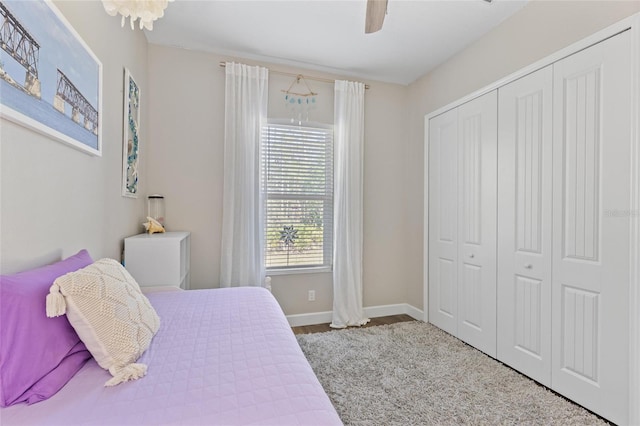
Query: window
262 121 333 271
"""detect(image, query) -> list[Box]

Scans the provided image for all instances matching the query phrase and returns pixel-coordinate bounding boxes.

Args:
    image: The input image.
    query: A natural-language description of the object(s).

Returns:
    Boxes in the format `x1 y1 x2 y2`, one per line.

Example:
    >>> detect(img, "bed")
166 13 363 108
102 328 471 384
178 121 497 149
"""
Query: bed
1 286 342 425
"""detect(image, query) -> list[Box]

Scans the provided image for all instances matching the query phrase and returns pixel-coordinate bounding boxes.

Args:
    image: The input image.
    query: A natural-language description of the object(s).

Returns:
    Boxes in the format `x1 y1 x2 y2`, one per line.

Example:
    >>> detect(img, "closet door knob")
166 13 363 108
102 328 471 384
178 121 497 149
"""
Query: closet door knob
469 254 475 258
524 264 533 269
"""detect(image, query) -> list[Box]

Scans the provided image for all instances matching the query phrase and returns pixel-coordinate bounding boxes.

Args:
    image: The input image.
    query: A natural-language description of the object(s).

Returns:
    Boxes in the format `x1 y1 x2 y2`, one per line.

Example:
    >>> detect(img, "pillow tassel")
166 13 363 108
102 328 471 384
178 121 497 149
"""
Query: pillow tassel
46 284 67 317
105 363 148 387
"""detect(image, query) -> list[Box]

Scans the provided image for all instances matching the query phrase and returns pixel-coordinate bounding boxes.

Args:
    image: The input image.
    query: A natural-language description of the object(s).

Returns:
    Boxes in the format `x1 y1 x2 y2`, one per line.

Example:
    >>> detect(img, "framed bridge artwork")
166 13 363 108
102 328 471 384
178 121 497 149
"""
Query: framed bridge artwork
122 68 140 197
0 0 102 156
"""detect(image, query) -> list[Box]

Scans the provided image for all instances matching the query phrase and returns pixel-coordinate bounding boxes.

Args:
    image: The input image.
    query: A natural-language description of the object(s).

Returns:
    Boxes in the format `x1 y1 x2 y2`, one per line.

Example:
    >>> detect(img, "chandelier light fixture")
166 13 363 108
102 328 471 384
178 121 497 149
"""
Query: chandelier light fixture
101 0 173 31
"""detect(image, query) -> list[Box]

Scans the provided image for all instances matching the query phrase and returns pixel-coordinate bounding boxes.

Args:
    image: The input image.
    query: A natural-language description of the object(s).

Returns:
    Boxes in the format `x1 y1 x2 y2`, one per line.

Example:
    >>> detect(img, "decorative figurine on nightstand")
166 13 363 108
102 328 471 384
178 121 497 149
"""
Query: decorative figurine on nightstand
143 217 165 234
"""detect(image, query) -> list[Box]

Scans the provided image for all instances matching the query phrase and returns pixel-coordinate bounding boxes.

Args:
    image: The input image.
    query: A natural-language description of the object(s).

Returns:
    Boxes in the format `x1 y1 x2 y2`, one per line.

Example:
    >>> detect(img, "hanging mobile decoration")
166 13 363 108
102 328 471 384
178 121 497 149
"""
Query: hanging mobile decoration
282 75 318 123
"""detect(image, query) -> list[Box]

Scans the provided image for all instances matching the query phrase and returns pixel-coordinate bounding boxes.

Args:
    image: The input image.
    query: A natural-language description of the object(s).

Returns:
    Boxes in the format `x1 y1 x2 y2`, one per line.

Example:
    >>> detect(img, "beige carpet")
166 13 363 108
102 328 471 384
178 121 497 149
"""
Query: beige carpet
296 321 608 426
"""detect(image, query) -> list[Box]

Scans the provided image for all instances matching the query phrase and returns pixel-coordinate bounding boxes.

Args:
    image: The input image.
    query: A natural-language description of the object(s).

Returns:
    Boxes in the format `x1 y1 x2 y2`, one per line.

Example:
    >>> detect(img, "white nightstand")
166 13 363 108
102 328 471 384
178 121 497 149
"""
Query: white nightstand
124 231 190 289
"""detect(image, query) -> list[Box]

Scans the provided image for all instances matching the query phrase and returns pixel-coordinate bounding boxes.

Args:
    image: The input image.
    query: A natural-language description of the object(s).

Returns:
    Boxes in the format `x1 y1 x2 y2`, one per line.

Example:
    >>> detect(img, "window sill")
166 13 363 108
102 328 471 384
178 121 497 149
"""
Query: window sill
267 266 332 276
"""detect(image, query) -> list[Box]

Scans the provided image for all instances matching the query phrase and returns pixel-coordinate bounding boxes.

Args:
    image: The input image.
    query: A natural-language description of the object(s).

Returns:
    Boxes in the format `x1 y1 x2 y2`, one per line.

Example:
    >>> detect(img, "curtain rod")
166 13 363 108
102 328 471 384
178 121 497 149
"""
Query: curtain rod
218 61 369 90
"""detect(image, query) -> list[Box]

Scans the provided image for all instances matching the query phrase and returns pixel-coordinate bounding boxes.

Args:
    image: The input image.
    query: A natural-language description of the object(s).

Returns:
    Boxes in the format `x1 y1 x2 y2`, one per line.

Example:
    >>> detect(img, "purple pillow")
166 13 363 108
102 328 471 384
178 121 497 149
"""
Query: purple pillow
0 250 93 407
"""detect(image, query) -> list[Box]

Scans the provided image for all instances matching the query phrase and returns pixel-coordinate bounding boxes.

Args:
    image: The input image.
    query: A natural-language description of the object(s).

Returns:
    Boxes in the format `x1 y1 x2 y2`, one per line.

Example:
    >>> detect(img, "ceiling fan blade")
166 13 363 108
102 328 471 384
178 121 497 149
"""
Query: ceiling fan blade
365 0 388 34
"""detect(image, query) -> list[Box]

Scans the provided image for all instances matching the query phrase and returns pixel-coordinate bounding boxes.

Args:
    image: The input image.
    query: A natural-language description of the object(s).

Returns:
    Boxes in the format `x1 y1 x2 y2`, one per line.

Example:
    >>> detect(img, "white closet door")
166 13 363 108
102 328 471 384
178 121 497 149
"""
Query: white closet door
428 108 459 335
497 66 553 385
457 91 497 357
552 31 631 425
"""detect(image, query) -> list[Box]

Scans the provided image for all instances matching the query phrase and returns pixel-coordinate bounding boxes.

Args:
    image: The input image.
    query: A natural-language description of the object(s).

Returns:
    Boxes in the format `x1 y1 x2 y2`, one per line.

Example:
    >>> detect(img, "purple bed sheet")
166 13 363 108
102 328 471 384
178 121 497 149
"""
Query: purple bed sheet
1 287 342 426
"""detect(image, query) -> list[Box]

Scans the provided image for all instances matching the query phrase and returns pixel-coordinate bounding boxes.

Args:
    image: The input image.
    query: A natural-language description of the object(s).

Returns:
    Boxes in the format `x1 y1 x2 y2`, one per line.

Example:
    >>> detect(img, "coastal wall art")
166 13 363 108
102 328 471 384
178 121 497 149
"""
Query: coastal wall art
0 0 102 156
122 68 140 197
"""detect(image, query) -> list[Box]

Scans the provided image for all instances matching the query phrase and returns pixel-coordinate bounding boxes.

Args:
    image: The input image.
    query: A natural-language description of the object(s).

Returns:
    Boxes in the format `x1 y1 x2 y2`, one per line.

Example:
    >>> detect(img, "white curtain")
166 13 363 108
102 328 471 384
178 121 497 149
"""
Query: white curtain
331 80 369 328
220 62 269 288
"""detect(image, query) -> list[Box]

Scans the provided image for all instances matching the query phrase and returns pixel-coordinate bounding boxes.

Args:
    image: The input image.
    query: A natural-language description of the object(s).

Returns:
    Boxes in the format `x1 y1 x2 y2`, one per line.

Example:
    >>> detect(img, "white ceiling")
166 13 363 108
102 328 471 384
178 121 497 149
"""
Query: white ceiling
145 0 528 85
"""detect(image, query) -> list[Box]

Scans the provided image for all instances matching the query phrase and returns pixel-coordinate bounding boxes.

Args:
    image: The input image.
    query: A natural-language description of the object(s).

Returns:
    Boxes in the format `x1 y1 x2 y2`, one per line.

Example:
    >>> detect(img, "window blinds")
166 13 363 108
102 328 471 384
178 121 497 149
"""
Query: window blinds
262 122 334 269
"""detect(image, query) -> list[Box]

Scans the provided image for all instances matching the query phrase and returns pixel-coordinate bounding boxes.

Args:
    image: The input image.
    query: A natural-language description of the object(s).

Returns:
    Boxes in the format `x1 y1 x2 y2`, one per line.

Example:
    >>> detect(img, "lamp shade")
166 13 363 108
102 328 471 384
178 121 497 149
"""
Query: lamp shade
101 0 173 31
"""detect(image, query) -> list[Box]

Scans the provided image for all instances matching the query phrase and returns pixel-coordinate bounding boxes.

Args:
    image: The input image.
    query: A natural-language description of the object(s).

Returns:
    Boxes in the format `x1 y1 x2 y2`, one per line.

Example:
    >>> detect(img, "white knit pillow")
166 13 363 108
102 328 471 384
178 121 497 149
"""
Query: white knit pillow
46 258 160 386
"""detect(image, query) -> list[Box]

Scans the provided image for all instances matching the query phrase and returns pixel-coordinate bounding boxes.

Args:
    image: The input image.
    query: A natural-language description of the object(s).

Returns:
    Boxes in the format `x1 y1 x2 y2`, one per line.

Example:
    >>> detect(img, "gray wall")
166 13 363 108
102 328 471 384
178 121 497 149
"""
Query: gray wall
146 45 410 315
1 1 149 274
404 0 640 310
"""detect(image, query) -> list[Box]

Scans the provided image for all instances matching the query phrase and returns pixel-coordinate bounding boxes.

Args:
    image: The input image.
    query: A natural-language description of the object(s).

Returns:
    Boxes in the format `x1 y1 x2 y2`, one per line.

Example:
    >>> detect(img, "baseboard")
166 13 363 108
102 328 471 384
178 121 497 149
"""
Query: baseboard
287 311 333 327
404 304 424 321
287 303 424 327
363 303 407 318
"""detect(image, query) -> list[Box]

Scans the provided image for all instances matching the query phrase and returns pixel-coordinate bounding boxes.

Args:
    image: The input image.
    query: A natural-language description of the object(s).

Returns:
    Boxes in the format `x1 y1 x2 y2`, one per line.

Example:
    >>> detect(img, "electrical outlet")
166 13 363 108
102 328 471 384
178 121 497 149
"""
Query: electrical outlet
308 290 316 302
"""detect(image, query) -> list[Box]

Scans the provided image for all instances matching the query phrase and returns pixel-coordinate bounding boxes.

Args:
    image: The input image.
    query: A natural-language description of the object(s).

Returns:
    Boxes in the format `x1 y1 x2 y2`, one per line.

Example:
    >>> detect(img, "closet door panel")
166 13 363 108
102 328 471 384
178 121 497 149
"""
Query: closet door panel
552 31 631 425
457 91 497 357
428 108 459 335
497 66 553 386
